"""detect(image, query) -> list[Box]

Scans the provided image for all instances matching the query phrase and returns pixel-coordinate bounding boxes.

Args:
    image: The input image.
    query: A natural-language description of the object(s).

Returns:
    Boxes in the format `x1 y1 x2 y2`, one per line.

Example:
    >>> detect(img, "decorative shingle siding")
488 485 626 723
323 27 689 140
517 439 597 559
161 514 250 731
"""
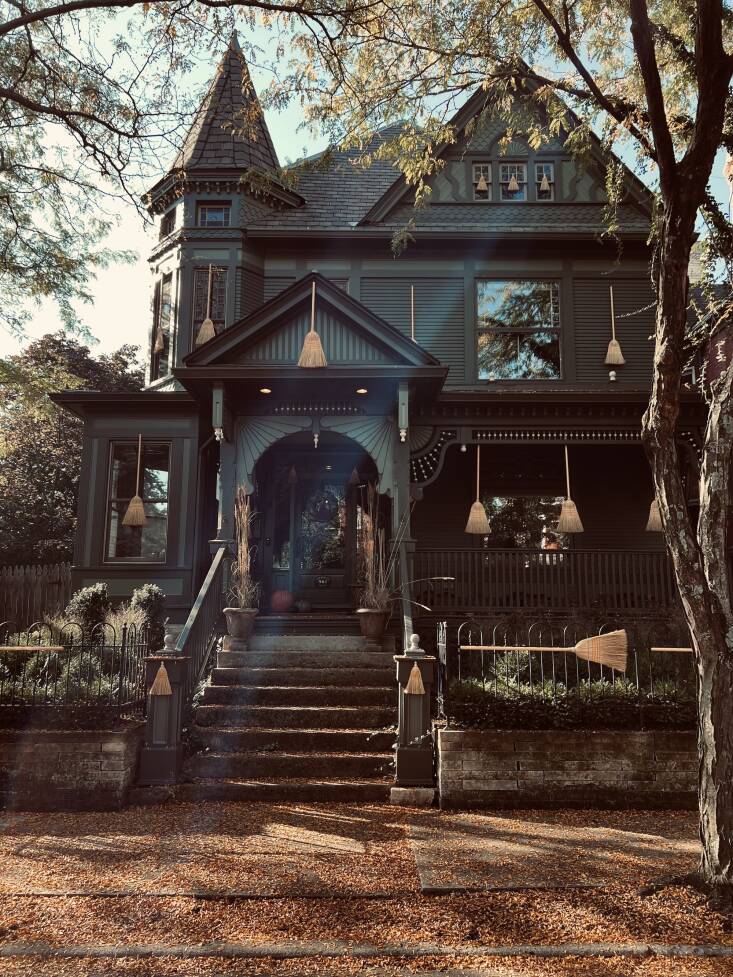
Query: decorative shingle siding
574 278 656 384
360 278 465 382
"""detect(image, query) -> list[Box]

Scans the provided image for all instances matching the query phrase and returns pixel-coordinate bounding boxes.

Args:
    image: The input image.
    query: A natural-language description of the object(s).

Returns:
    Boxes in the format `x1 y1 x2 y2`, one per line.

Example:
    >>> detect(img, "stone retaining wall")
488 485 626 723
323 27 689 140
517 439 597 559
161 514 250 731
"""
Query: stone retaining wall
0 724 144 811
438 729 697 809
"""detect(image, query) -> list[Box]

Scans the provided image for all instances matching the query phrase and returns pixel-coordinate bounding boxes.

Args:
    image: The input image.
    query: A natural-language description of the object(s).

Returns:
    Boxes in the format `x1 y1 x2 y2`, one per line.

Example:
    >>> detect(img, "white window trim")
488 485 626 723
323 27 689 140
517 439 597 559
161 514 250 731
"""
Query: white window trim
535 162 556 202
472 162 492 202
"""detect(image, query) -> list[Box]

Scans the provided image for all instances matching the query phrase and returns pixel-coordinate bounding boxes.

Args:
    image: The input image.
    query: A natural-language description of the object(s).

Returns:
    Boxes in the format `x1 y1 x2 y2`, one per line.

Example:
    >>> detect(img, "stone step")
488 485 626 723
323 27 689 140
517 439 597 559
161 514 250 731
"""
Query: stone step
201 684 394 707
176 778 392 803
184 750 392 780
195 704 395 729
211 666 395 687
217 649 395 669
190 727 395 754
245 634 395 653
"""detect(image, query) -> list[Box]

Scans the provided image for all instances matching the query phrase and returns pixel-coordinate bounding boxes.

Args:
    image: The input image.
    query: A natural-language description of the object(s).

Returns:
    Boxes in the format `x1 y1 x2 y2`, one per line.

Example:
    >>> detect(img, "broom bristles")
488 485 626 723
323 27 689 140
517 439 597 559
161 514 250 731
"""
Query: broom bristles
122 494 146 527
196 317 216 347
149 662 172 696
298 329 327 368
465 500 490 534
646 498 663 532
557 498 583 533
405 662 425 695
605 338 626 366
574 630 628 672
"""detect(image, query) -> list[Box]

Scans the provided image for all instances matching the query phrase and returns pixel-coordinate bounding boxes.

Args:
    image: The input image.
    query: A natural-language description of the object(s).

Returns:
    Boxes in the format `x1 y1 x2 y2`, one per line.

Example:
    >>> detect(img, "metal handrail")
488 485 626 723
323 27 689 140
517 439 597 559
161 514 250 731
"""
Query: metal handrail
177 546 227 701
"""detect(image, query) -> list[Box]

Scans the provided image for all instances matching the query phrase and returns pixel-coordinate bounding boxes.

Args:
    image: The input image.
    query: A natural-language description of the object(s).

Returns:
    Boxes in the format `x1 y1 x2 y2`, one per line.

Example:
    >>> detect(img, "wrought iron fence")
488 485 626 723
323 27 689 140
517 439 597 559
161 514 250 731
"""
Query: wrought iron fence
0 621 149 721
436 617 697 731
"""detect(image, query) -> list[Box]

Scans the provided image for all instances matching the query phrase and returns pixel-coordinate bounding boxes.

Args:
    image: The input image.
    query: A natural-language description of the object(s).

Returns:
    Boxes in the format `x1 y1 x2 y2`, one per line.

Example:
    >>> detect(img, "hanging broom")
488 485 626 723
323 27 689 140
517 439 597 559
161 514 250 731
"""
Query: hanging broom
605 285 626 366
195 265 216 347
405 661 425 694
557 445 584 533
410 284 416 342
149 661 172 696
465 444 490 534
122 434 147 527
154 325 165 354
297 280 327 368
646 497 663 531
461 630 628 673
508 172 520 193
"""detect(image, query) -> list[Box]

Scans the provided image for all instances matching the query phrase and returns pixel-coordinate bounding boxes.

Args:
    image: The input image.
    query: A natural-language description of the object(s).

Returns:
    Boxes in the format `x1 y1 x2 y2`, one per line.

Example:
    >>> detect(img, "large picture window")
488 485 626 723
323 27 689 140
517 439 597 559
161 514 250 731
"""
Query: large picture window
476 279 561 380
106 442 170 562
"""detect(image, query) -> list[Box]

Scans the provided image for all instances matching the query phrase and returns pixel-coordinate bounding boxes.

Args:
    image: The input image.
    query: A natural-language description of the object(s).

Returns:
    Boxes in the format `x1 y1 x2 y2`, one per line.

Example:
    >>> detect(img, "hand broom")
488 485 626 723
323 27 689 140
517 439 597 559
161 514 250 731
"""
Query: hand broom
460 629 628 672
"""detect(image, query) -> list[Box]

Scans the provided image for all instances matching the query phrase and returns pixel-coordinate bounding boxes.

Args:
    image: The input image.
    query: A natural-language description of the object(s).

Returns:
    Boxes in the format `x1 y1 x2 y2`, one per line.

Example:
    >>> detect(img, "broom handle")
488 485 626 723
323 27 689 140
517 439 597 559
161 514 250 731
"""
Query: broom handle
609 285 616 341
411 285 415 341
651 646 694 654
476 444 481 501
461 644 574 653
135 433 142 496
564 445 571 499
206 264 213 318
311 280 316 333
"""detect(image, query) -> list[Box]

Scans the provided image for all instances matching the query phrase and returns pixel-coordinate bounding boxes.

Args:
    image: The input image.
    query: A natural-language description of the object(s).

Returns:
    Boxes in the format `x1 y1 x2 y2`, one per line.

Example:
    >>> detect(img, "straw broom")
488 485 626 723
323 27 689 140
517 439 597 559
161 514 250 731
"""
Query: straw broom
465 444 490 534
646 498 663 531
605 285 626 366
460 629 628 672
405 662 425 694
557 445 583 533
298 280 327 367
122 434 147 527
149 661 172 695
195 265 217 347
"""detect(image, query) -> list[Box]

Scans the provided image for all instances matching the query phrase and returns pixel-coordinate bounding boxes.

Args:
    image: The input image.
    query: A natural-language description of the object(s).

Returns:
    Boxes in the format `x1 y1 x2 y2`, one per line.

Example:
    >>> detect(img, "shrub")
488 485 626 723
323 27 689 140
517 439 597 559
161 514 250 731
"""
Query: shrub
64 583 110 633
130 583 166 648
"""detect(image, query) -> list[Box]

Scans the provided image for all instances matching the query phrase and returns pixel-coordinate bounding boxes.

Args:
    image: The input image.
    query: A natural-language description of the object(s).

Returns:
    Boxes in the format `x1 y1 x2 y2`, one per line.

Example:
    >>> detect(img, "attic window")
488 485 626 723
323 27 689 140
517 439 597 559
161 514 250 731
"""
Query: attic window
472 163 491 201
500 162 527 201
535 163 555 201
197 203 231 228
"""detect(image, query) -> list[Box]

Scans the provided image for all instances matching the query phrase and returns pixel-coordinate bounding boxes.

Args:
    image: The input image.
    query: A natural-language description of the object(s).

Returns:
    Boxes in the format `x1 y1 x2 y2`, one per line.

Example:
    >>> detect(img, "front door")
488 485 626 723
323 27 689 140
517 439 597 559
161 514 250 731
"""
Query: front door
260 449 363 609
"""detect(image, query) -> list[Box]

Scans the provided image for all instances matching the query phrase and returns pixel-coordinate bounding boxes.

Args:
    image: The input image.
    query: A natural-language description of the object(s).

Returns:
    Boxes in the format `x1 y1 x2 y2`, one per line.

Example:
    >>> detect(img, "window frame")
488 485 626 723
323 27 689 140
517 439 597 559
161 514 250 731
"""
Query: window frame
471 162 492 201
499 161 528 202
159 208 176 239
151 273 173 381
103 440 172 565
191 265 228 348
196 201 232 228
475 278 562 382
535 161 556 201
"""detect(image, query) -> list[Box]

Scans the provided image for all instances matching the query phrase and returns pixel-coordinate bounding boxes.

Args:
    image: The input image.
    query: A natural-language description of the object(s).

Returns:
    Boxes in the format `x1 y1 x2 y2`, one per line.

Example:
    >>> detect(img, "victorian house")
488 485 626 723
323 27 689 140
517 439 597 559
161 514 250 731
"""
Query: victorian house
53 34 702 638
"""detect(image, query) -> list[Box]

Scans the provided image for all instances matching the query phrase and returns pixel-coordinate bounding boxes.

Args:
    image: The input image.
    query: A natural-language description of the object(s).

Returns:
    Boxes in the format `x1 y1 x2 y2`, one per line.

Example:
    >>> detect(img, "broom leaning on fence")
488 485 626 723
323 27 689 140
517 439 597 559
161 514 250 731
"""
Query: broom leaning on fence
460 629 628 672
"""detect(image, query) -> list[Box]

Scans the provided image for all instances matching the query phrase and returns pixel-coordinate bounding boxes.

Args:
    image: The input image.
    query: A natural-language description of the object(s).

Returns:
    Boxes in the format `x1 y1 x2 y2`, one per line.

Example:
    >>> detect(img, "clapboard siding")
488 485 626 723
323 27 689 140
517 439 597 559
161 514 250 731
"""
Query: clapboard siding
360 278 465 382
238 309 390 364
263 276 348 303
236 267 264 319
574 278 656 384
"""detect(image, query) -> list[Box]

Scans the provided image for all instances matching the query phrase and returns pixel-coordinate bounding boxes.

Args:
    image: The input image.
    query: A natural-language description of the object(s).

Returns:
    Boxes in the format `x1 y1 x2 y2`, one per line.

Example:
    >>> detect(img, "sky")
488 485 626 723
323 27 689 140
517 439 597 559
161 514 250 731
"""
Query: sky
1 23 731 365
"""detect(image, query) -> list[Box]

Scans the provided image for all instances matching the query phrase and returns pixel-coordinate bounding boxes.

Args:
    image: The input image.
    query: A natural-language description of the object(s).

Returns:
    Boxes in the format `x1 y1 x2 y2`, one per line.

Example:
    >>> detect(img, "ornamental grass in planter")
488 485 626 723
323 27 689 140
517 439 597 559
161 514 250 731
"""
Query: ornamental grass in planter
224 488 261 642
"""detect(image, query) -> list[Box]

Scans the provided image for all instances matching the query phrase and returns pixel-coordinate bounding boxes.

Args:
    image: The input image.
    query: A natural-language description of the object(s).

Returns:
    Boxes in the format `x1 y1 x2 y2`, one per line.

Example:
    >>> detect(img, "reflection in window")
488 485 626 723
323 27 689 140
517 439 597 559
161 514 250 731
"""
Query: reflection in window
476 279 561 380
299 482 346 571
106 442 169 561
482 495 568 549
535 162 555 201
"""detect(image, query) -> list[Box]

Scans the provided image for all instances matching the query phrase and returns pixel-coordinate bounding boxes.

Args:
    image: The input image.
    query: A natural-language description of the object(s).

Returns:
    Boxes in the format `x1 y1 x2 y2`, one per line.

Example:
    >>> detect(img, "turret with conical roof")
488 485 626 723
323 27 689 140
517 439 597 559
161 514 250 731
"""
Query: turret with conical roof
143 34 302 387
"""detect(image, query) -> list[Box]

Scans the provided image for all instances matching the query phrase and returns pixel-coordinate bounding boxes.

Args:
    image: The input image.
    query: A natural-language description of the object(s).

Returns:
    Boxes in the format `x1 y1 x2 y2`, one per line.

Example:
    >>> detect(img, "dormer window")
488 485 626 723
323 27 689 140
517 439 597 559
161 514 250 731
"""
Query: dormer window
500 162 527 201
472 163 492 201
535 163 555 201
197 202 231 228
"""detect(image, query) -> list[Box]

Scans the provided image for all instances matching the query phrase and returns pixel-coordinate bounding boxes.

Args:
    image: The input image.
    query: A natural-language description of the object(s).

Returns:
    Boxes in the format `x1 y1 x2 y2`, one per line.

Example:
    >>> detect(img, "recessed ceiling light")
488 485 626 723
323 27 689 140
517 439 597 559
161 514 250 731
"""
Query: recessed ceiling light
259 387 272 394
356 387 368 394
325 464 332 471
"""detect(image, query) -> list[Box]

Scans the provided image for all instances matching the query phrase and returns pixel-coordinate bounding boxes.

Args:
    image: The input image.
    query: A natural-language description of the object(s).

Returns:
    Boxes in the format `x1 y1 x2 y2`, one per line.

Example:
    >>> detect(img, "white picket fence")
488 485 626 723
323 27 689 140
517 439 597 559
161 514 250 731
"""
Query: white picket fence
0 563 73 628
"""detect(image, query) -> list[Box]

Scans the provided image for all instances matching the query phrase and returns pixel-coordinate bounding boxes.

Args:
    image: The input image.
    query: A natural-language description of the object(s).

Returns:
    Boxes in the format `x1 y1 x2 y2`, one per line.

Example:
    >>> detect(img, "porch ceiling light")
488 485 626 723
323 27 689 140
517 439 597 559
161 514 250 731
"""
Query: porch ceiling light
259 387 272 394
356 387 368 394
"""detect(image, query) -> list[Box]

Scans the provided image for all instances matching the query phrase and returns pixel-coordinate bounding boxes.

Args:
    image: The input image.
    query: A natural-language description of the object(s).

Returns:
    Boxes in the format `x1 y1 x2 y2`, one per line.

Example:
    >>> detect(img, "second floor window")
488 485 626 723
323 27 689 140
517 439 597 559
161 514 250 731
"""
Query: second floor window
476 279 561 380
159 208 176 238
106 441 170 562
500 162 527 201
536 162 555 200
472 163 491 200
192 265 227 340
151 273 172 381
197 202 231 227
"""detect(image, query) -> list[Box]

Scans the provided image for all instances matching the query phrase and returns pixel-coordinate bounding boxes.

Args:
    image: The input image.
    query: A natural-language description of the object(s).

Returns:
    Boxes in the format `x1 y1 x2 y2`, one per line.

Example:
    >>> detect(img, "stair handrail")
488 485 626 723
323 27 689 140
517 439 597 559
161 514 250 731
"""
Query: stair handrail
177 544 228 702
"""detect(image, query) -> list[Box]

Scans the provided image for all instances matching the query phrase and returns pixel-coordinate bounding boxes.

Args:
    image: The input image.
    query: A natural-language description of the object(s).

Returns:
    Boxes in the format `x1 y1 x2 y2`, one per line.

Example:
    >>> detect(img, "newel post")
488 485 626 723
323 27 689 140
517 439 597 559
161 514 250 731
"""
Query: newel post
394 634 435 790
137 634 190 785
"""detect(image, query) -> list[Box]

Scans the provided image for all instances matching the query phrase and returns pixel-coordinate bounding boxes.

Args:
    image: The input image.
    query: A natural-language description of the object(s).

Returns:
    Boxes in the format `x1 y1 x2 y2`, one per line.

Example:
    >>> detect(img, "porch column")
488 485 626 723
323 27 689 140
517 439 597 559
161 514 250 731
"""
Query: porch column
210 383 236 558
394 382 413 645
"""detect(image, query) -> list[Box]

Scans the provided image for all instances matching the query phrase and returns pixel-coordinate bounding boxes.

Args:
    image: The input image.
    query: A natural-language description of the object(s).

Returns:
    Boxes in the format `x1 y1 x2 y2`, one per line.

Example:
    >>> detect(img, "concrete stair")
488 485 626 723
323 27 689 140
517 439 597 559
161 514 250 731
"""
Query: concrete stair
184 629 396 803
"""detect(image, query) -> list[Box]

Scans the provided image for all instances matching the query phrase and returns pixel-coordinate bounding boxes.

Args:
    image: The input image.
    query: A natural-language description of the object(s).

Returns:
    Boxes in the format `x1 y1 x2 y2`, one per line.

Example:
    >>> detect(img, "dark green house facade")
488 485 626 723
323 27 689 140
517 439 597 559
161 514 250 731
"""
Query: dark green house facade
54 36 704 630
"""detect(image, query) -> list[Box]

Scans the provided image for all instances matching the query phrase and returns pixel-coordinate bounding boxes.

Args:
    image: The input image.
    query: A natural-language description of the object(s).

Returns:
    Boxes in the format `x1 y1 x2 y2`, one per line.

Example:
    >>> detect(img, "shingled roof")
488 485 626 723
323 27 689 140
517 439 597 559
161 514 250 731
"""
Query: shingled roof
173 33 279 174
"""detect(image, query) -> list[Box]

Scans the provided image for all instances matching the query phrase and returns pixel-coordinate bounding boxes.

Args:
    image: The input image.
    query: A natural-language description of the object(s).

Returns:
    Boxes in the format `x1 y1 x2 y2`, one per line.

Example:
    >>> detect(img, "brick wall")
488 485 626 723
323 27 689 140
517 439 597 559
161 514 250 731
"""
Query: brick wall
438 729 696 809
0 724 144 811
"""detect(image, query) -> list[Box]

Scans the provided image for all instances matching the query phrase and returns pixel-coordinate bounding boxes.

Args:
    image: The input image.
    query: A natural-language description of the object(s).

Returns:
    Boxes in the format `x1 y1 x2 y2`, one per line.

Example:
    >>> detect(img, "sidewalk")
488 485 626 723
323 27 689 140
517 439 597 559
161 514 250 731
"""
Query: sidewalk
0 802 730 976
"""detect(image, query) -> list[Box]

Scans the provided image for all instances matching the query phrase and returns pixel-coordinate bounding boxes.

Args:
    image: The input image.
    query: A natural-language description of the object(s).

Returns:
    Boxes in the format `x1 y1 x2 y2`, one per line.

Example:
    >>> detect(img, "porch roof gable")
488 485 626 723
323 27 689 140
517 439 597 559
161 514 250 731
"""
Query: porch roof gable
183 271 441 369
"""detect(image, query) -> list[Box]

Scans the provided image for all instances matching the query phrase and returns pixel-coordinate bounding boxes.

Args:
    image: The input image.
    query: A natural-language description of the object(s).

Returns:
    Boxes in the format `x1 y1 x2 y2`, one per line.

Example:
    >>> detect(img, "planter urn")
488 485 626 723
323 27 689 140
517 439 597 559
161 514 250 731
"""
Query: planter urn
356 608 389 640
223 607 259 642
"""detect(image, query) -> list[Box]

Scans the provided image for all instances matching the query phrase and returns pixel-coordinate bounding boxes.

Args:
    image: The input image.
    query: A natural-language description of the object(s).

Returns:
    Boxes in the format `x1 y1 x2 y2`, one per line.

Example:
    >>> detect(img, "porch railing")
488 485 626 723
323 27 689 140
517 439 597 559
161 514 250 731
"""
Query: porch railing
179 545 228 702
412 548 677 613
